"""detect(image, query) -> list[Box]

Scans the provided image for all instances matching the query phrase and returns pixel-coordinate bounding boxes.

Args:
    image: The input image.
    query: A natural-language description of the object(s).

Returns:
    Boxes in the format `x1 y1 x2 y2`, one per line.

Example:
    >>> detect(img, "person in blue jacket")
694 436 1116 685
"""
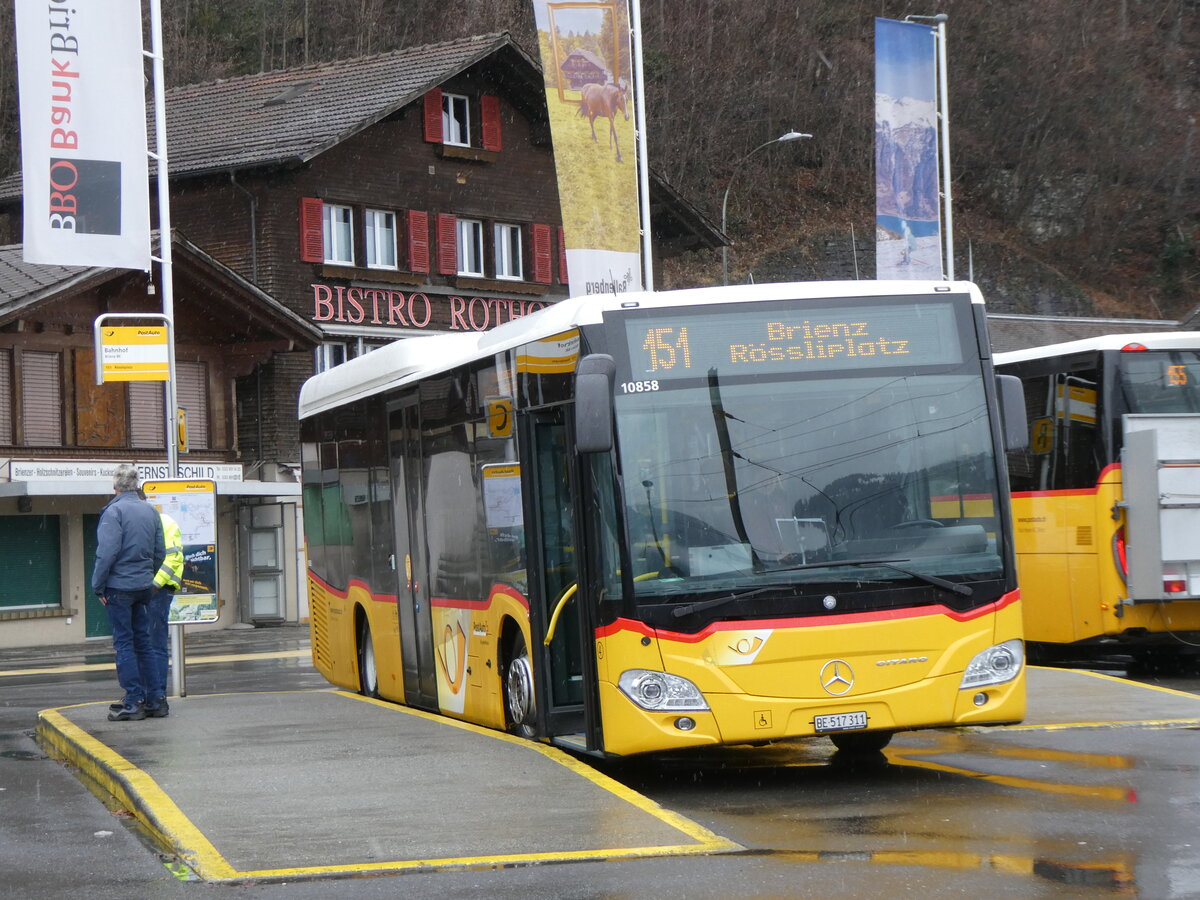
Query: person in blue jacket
92 464 166 721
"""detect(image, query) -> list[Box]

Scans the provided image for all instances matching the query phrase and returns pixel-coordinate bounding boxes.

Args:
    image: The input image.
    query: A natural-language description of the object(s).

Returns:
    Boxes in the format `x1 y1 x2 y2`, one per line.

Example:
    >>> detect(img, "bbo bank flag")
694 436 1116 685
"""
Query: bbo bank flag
15 0 151 271
531 0 642 296
875 18 942 281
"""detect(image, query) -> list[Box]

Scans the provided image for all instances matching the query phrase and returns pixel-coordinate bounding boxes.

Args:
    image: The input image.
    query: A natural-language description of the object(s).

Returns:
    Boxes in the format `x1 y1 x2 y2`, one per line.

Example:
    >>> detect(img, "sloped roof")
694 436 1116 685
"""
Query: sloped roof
162 33 531 178
0 234 321 345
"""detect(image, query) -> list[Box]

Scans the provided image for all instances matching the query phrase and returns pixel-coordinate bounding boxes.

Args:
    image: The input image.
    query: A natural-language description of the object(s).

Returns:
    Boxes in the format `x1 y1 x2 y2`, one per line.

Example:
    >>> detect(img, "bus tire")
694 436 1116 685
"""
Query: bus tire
504 631 536 738
829 731 892 754
357 617 379 698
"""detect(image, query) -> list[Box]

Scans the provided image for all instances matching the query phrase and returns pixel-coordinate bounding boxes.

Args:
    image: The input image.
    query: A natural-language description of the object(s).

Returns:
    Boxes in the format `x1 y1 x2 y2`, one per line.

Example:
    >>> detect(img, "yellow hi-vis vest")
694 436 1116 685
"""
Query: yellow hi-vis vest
154 513 184 591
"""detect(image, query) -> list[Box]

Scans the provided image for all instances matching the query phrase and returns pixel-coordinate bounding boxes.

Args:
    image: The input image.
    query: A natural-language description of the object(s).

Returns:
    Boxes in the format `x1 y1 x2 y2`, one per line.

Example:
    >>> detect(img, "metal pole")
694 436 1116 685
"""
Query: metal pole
148 0 186 698
935 17 953 281
629 0 654 291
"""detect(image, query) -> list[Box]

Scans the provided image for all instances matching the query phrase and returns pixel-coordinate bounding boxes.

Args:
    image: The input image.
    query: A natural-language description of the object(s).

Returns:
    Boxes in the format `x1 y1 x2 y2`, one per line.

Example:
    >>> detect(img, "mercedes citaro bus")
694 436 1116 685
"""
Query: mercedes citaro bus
299 281 1028 756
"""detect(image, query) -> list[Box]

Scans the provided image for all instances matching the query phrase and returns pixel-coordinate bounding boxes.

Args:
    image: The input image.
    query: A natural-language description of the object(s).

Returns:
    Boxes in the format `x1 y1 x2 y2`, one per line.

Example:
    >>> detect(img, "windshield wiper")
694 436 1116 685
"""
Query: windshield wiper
671 586 776 618
770 557 974 597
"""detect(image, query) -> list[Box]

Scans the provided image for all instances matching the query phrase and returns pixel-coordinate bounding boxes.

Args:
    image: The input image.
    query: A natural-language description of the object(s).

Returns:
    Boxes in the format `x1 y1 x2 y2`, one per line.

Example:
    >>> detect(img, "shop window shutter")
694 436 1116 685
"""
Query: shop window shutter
407 210 430 273
0 349 11 444
423 89 443 143
532 224 552 284
557 226 569 285
128 381 166 448
481 95 502 151
21 351 62 446
176 361 209 451
299 198 324 262
436 213 458 275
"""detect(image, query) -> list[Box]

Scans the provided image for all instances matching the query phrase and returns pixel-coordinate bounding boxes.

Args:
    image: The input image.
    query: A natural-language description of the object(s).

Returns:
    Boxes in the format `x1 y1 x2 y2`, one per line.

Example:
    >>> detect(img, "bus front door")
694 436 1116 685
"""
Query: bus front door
528 409 598 749
388 396 438 711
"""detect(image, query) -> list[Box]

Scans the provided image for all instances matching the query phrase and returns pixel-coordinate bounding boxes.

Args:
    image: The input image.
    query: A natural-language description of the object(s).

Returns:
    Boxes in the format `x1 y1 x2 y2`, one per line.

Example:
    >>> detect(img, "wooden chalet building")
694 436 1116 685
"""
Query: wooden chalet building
0 32 722 649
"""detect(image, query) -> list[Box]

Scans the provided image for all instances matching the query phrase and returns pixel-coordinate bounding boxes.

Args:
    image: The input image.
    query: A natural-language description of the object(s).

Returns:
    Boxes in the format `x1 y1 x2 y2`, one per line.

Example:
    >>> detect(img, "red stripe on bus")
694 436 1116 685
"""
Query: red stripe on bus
1010 462 1122 499
595 589 1020 644
430 584 531 612
307 570 397 604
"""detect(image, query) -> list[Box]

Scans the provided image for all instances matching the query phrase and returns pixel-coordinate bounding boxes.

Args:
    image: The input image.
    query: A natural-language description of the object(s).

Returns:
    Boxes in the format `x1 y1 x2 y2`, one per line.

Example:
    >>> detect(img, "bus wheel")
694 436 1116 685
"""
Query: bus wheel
830 731 892 754
357 620 379 698
504 633 536 738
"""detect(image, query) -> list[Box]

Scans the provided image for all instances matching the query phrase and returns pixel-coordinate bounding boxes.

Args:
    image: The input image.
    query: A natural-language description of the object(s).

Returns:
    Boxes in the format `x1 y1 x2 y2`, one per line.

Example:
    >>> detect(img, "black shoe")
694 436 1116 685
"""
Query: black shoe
108 700 125 712
145 698 170 718
107 703 147 722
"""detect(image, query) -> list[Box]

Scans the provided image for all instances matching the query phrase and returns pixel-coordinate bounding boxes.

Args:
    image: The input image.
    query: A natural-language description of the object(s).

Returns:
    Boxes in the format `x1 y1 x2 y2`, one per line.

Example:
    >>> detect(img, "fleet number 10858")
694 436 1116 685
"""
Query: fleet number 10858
620 380 660 393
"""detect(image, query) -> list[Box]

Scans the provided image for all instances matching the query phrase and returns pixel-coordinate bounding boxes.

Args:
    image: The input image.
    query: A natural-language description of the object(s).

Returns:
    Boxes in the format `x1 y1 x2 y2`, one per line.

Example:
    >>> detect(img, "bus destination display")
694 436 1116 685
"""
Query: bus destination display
622 300 965 381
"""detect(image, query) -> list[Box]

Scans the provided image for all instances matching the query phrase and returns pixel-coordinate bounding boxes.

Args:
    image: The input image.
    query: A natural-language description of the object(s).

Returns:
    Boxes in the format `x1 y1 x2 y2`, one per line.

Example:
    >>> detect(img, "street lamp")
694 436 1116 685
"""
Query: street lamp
721 130 812 285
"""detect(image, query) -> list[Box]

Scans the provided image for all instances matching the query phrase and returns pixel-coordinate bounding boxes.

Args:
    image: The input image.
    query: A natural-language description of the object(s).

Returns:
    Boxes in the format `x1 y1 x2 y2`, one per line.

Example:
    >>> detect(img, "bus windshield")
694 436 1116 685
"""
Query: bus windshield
609 371 1004 611
1118 350 1200 414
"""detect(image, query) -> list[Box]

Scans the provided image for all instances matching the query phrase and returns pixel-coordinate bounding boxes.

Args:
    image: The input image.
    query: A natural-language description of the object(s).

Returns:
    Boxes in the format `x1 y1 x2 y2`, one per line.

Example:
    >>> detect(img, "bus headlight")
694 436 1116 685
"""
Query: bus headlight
618 670 710 711
960 639 1024 689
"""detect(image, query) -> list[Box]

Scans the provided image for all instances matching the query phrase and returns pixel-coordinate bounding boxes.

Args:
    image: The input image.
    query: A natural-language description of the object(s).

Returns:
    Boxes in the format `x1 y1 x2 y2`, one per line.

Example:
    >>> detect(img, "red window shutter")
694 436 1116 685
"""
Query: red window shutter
557 226 569 285
407 210 430 273
532 224 552 284
436 213 458 275
481 95 502 151
298 197 324 263
423 89 443 143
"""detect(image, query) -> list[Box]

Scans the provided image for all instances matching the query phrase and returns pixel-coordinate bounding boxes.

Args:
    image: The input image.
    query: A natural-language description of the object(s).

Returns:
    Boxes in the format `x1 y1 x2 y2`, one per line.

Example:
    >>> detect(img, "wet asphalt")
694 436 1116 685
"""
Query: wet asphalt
2 626 1199 899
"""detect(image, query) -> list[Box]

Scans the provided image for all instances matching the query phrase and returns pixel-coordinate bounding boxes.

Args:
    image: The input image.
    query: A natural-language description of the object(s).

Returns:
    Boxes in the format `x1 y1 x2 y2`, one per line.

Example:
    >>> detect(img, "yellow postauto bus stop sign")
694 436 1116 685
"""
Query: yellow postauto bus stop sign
97 325 169 382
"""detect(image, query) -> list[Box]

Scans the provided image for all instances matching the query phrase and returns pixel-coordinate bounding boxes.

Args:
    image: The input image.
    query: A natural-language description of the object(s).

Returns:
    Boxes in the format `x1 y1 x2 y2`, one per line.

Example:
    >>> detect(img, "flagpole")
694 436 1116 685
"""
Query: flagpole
147 0 186 698
629 0 654 290
934 15 953 281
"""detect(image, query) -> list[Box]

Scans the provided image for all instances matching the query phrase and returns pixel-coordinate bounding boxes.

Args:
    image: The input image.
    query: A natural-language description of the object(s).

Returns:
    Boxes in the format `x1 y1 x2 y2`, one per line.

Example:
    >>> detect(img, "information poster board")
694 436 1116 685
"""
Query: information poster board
143 479 219 624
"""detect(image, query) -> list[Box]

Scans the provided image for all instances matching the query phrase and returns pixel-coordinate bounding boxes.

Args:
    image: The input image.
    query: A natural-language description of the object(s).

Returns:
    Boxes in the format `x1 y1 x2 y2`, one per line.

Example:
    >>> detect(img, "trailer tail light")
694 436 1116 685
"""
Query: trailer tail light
1164 578 1187 594
1113 526 1128 582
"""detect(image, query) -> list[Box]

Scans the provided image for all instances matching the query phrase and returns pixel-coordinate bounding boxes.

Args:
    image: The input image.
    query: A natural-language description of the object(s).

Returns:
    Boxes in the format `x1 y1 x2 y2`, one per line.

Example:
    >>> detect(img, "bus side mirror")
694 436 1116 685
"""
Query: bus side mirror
575 354 616 453
996 374 1028 452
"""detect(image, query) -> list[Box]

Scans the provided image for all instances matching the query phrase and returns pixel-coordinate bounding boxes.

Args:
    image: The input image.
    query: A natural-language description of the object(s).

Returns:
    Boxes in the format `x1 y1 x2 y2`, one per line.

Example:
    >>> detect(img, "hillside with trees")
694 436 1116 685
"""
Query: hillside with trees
1 0 1194 317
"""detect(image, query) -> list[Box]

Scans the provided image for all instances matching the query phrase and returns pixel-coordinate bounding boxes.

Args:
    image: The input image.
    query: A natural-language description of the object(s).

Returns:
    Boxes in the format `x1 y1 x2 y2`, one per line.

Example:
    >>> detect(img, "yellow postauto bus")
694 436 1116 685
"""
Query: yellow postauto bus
996 333 1200 666
298 281 1028 757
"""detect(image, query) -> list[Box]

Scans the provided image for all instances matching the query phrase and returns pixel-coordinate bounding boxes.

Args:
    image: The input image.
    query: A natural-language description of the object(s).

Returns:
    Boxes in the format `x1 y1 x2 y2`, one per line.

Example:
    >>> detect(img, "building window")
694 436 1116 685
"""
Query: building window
457 218 484 276
365 209 397 269
494 223 523 280
322 204 354 265
314 340 378 374
21 350 63 446
442 93 470 146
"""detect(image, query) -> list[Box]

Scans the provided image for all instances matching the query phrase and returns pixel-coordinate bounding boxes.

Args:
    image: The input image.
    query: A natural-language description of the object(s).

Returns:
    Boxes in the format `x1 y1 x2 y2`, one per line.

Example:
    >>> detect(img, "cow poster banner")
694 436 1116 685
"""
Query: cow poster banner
531 0 643 296
875 18 942 281
14 0 151 271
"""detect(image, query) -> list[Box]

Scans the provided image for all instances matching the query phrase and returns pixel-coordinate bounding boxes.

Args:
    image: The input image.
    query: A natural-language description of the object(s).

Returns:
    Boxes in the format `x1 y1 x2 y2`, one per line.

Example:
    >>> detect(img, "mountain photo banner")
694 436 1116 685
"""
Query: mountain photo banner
875 18 942 282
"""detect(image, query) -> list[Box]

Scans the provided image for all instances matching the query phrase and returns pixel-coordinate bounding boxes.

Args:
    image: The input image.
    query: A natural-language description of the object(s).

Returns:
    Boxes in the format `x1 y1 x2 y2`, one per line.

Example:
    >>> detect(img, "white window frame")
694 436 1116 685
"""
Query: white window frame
457 218 484 277
442 92 470 147
365 209 397 270
322 203 354 265
494 223 523 281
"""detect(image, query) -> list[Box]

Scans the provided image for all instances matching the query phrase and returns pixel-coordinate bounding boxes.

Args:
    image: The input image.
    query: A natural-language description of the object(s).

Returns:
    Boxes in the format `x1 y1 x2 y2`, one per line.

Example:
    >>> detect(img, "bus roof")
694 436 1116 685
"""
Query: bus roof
298 280 985 419
994 331 1200 366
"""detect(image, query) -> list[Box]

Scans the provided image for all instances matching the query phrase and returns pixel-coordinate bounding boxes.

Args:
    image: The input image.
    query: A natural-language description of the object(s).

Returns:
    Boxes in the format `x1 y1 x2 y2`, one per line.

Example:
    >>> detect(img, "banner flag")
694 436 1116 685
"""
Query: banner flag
15 0 151 271
531 1 642 296
875 18 942 281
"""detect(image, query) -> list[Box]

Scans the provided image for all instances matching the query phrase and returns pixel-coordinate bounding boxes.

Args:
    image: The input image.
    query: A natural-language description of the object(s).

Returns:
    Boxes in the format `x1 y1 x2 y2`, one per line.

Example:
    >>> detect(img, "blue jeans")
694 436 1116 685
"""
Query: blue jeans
104 587 155 705
147 589 173 701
